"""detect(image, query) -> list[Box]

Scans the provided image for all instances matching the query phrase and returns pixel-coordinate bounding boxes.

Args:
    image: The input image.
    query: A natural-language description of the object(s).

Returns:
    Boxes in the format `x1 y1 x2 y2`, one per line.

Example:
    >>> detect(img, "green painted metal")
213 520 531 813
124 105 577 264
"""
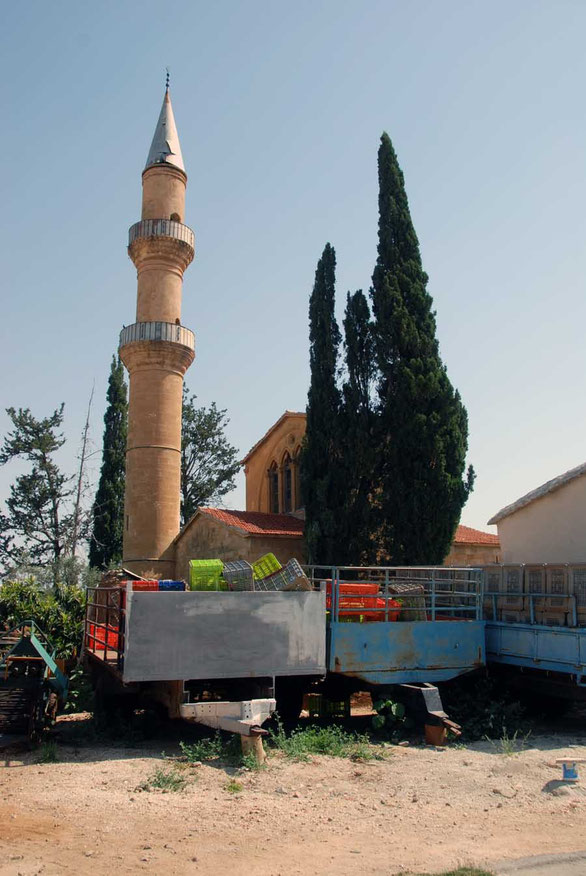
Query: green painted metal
2 620 68 698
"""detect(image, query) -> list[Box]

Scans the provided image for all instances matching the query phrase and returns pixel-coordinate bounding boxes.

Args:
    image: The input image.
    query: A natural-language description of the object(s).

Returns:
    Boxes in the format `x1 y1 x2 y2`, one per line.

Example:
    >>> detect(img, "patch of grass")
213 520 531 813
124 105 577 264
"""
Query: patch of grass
137 766 187 793
179 732 224 762
35 740 59 763
487 727 531 756
269 720 380 762
225 778 243 793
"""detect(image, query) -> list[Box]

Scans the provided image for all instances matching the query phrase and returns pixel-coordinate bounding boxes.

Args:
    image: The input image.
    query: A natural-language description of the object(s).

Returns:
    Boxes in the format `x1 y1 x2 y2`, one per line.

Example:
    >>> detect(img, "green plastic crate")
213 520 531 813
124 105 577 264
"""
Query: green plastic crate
189 559 224 591
252 553 281 581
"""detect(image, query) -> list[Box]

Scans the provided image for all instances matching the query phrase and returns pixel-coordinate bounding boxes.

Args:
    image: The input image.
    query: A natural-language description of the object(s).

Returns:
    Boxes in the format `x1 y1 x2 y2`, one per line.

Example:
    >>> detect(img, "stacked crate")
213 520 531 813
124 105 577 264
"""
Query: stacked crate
483 566 501 620
523 565 546 621
570 565 586 626
498 565 529 624
537 565 570 627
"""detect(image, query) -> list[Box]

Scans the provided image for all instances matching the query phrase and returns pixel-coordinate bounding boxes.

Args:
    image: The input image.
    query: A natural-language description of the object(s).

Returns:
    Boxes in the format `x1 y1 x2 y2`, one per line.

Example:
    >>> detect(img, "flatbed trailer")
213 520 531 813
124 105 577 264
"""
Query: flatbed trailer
84 566 485 731
484 590 586 701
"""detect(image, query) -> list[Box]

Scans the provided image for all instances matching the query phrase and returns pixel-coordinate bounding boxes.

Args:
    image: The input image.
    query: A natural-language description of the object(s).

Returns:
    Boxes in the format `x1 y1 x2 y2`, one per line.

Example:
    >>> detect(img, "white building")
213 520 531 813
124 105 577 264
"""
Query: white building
488 462 586 564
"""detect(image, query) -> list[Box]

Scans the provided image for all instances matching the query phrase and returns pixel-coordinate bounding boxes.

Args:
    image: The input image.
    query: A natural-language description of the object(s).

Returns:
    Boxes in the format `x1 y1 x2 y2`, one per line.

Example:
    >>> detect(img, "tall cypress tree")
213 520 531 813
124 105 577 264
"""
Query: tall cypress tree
89 356 128 569
300 243 343 565
371 133 474 564
340 290 377 564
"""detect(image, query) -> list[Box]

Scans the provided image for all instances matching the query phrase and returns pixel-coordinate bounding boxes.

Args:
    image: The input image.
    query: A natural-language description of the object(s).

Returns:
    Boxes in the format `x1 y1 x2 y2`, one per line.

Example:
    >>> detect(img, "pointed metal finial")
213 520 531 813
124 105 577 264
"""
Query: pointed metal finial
165 67 170 92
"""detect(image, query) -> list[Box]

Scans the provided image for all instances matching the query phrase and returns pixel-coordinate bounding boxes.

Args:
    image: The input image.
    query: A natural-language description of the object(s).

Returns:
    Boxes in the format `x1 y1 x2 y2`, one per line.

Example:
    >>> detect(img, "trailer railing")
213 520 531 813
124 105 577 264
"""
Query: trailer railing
303 566 483 622
84 587 125 671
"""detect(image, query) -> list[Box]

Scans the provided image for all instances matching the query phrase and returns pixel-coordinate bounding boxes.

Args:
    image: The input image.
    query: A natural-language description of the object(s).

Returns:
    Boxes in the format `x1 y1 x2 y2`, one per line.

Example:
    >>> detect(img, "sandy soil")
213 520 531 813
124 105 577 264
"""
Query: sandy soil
1 716 585 876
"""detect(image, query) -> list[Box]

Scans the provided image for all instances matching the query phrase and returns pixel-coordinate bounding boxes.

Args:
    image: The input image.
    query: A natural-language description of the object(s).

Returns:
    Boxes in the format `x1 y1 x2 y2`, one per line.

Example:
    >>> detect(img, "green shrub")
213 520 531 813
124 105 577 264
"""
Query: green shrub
225 779 243 793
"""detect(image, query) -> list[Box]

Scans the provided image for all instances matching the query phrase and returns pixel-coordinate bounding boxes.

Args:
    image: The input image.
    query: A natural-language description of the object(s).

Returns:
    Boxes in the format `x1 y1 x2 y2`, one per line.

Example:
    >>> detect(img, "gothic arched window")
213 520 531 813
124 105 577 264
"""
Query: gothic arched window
268 462 279 513
293 446 303 510
282 452 292 513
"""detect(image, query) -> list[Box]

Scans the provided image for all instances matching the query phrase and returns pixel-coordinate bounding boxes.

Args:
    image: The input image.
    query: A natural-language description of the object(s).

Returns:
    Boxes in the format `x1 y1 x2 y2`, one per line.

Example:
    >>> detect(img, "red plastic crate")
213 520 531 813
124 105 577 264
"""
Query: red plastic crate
324 580 380 596
87 623 120 651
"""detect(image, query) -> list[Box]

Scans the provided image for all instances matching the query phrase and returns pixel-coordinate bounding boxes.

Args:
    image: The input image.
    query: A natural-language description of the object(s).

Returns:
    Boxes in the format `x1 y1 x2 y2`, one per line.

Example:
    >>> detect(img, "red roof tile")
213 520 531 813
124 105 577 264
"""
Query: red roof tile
454 524 499 546
199 507 304 537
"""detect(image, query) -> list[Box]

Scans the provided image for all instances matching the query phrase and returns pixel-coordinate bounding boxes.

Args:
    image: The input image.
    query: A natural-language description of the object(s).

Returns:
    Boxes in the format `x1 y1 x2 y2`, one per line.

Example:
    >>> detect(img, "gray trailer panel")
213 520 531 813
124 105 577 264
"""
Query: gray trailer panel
122 589 326 683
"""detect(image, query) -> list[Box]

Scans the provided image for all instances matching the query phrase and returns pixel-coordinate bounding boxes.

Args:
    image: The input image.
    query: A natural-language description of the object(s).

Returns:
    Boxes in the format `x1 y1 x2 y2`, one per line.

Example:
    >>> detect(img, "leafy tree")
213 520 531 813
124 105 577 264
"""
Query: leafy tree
181 388 240 525
370 133 474 563
0 405 74 576
340 290 378 564
300 243 343 565
89 357 128 569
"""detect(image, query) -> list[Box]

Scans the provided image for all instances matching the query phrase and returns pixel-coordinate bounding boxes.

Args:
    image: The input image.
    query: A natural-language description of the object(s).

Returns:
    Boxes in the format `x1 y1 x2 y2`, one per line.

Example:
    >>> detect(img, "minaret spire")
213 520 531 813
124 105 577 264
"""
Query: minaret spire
145 77 185 173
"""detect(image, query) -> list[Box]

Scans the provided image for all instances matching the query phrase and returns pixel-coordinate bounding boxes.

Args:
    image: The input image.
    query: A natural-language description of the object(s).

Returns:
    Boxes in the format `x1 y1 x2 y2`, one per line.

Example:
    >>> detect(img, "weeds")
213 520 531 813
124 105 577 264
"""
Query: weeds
137 765 187 792
35 740 59 763
372 696 413 741
241 750 266 771
487 727 531 756
225 778 243 793
179 732 224 763
269 719 379 762
440 675 530 742
64 666 95 713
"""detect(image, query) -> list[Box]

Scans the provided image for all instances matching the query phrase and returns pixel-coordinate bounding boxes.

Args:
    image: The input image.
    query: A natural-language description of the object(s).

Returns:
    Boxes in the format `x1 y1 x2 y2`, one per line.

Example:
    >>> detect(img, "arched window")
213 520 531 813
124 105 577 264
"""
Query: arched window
293 446 303 510
268 462 279 513
170 212 181 222
282 452 292 513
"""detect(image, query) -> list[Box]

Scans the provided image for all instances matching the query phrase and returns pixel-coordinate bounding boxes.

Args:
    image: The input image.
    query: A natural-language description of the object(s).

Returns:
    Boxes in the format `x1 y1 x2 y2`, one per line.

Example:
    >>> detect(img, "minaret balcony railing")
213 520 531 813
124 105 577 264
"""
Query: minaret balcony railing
128 219 195 249
119 321 195 351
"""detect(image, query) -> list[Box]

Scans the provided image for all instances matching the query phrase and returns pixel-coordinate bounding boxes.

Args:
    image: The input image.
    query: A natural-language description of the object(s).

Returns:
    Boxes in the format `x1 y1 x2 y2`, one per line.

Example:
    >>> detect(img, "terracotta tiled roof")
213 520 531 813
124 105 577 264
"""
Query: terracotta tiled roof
242 411 306 463
199 507 304 537
454 524 499 546
488 461 586 525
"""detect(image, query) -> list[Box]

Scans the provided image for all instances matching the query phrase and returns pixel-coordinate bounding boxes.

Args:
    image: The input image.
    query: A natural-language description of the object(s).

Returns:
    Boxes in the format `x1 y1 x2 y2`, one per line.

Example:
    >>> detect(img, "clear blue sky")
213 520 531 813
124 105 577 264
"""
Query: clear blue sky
1 0 585 533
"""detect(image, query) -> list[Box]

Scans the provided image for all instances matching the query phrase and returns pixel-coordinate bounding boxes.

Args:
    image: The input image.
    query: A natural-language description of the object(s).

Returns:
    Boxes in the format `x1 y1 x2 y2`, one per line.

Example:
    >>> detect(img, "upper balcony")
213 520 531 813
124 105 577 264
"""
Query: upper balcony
128 219 195 270
119 321 195 351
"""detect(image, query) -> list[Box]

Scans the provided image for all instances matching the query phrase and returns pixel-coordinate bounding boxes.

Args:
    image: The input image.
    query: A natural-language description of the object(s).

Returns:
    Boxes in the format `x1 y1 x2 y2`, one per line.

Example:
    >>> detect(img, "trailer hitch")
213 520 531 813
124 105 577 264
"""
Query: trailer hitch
398 682 461 743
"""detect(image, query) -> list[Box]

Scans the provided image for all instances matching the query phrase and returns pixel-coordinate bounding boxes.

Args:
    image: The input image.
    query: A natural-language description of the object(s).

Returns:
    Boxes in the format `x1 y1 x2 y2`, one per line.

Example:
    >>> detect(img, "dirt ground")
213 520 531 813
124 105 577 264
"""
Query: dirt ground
1 714 585 876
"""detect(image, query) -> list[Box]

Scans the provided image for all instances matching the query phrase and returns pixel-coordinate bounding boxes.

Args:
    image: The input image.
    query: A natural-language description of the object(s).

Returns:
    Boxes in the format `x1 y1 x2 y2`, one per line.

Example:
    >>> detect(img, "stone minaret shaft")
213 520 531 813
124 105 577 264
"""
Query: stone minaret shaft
119 88 195 578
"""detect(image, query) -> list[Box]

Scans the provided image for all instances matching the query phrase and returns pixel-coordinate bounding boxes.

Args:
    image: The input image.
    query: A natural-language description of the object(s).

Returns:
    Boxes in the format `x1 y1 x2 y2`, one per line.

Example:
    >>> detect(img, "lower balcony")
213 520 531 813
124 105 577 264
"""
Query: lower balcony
119 321 195 351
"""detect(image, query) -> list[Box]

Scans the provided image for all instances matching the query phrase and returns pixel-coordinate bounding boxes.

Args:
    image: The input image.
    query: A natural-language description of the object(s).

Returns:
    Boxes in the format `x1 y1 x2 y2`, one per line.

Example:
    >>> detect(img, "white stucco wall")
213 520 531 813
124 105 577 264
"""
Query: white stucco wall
496 474 586 563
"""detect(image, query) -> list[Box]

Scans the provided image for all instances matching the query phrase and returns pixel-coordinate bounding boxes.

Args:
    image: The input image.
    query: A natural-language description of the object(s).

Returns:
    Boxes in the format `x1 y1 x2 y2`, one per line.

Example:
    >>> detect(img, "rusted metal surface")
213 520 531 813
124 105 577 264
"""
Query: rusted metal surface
329 620 486 685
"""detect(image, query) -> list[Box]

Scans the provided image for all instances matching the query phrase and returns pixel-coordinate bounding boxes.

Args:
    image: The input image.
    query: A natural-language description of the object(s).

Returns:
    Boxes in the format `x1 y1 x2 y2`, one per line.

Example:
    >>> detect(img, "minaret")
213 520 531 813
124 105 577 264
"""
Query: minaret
119 82 195 578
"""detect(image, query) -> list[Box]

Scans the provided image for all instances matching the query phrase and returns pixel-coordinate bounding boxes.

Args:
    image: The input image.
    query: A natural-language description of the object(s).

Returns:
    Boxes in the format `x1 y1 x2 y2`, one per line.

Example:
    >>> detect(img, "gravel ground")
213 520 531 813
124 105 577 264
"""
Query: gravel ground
1 715 585 876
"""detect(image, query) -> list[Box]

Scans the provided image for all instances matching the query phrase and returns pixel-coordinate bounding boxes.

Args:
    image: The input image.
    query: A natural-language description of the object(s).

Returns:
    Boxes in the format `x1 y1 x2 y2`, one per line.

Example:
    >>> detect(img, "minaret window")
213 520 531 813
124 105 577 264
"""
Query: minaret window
170 212 181 222
268 463 279 513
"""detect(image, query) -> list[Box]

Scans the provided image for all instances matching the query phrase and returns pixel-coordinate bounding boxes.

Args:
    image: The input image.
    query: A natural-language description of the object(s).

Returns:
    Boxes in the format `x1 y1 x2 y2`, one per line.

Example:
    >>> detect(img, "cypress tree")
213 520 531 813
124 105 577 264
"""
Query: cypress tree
340 290 377 564
89 356 128 569
371 133 474 564
300 243 343 565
